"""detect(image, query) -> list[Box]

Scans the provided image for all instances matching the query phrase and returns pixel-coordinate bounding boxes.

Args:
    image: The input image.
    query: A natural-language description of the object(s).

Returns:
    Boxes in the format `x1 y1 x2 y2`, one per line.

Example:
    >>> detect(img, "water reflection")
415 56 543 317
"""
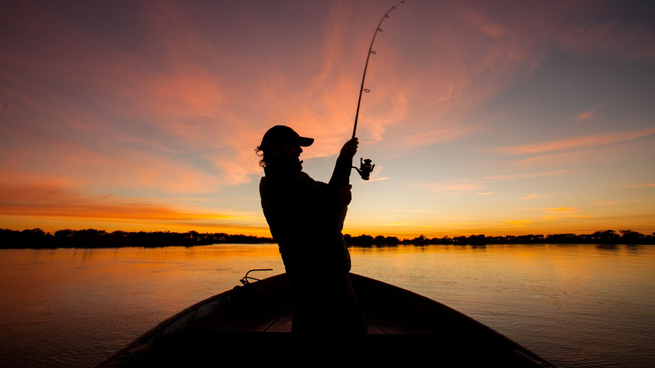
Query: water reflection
596 244 620 251
0 244 654 368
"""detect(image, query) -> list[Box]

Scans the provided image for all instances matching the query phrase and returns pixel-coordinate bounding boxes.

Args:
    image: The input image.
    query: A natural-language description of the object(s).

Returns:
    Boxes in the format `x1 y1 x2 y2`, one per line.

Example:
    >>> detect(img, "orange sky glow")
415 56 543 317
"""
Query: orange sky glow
1 0 654 239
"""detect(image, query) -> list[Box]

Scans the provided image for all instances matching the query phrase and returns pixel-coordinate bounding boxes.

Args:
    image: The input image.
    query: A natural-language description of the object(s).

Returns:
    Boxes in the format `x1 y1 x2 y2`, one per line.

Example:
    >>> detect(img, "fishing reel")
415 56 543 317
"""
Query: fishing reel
353 158 375 180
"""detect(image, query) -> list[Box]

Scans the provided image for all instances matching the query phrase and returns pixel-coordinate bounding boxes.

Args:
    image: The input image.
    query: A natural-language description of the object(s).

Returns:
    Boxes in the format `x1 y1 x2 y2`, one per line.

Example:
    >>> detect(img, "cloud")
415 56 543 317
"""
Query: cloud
505 220 531 227
0 182 256 226
510 150 601 168
368 176 389 182
619 183 655 188
2 0 655 236
484 170 570 180
461 8 507 39
493 128 655 155
541 206 596 220
425 180 485 193
398 128 474 147
0 0 583 193
547 207 578 215
560 22 655 62
0 125 224 194
522 193 541 200
425 170 569 195
366 165 389 182
575 109 595 121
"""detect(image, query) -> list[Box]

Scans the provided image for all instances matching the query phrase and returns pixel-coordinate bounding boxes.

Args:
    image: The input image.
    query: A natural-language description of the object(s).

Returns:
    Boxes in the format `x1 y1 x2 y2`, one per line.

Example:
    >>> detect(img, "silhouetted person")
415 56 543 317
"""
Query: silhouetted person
257 125 366 335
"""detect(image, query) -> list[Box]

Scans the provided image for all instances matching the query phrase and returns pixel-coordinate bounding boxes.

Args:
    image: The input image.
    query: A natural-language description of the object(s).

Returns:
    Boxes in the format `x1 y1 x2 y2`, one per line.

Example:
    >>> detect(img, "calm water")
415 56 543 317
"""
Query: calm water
0 244 653 367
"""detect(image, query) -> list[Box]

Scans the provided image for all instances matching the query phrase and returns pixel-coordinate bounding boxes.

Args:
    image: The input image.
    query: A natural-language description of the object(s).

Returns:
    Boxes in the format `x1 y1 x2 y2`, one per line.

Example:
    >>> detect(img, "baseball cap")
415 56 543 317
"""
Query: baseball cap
259 125 314 150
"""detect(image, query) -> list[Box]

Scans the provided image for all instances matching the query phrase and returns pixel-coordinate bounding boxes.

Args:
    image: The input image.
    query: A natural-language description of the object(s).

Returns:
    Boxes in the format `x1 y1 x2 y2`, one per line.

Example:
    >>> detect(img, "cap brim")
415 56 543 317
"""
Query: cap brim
298 136 314 147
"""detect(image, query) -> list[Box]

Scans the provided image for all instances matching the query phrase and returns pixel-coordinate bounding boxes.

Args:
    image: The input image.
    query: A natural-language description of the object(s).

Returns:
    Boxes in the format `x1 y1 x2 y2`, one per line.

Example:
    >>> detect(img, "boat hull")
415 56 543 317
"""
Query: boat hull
96 273 556 367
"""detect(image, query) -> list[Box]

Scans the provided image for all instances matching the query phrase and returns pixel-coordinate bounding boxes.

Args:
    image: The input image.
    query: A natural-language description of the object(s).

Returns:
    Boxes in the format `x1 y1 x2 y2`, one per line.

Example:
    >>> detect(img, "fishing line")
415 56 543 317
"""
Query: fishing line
352 0 411 139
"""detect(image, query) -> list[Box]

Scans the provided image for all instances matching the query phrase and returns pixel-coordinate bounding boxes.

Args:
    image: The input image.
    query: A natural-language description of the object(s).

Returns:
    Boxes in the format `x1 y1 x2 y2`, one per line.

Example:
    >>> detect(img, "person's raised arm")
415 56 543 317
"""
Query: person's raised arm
328 137 358 191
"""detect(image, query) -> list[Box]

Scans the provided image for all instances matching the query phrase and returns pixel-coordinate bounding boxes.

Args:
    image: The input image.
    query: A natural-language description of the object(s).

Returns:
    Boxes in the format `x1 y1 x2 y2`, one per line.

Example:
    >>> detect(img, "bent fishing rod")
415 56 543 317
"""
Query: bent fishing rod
351 0 411 180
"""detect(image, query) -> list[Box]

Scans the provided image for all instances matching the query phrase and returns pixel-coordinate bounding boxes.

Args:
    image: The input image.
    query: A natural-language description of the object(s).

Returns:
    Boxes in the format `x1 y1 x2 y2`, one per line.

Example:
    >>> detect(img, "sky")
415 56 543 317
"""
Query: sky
1 0 654 238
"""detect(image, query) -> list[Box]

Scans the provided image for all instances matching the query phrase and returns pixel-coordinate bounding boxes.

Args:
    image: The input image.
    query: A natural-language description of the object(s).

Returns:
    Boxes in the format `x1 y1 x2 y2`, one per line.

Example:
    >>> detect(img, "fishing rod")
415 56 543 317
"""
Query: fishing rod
351 0 411 180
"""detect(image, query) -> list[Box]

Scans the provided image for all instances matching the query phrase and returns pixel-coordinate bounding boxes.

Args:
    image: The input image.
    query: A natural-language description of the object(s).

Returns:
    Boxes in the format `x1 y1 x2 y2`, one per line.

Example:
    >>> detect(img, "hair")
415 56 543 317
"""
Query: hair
255 145 267 167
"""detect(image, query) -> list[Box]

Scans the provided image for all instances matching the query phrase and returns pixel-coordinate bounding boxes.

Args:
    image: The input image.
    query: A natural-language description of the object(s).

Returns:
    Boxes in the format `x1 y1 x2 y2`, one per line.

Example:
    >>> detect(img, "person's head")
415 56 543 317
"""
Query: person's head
255 125 314 168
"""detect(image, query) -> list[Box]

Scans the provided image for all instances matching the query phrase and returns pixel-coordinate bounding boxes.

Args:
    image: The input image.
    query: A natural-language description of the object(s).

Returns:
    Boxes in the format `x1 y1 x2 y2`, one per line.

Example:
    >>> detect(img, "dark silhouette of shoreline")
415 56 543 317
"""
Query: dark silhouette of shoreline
0 228 273 249
1 228 654 249
345 230 655 246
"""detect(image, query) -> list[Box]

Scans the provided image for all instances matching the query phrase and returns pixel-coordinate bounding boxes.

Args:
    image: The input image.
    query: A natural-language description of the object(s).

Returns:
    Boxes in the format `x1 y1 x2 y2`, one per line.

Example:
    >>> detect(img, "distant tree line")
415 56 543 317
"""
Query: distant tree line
1 228 653 249
0 228 273 249
344 230 655 246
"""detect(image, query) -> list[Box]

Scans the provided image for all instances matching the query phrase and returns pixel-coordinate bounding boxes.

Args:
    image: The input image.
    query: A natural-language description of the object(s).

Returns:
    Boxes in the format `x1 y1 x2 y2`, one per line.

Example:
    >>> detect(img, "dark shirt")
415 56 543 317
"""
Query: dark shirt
259 156 353 277
259 155 366 334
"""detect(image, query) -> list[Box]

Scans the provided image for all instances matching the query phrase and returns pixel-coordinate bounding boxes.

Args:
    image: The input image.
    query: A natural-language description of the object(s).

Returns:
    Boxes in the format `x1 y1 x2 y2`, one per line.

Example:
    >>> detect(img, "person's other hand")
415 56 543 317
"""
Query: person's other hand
339 137 358 159
336 185 352 205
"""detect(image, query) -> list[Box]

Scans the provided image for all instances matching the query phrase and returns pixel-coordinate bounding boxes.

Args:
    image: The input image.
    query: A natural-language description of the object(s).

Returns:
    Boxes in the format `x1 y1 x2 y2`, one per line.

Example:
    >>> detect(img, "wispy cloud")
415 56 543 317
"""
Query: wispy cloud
493 128 655 155
542 207 595 220
575 109 595 121
0 183 257 226
547 207 578 215
360 165 389 182
424 170 569 195
424 180 485 193
619 183 655 188
510 150 601 168
505 220 531 227
398 128 473 147
484 170 571 180
560 22 655 62
461 7 507 39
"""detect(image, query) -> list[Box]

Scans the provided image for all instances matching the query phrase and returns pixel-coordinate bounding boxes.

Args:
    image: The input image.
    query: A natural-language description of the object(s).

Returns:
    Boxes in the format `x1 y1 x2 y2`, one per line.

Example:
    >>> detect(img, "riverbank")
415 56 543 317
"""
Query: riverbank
1 228 654 249
0 228 274 249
